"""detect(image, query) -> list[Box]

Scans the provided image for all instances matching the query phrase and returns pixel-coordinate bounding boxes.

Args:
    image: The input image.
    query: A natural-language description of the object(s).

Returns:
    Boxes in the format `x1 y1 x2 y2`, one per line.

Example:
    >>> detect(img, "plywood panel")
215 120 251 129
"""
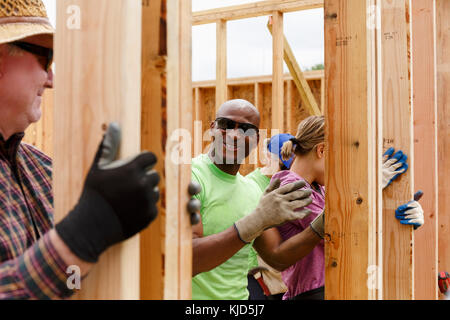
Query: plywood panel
261 83 273 136
324 0 377 300
228 85 255 104
54 0 142 299
198 88 216 153
411 0 438 300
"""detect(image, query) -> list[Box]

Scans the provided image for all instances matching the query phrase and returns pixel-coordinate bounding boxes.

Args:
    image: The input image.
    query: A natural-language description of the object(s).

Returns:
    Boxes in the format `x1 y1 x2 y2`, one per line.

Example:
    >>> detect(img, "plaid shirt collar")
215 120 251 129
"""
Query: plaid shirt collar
0 133 25 164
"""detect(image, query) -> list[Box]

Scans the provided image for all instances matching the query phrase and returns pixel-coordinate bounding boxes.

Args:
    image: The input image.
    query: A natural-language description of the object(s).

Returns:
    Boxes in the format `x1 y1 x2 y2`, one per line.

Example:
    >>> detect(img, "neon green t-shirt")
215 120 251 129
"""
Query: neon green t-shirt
246 168 271 193
245 168 271 270
191 154 263 300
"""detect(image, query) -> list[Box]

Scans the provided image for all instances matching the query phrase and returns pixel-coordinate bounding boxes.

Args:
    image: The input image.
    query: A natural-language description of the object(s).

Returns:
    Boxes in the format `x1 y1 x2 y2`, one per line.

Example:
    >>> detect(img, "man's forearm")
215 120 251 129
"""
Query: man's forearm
192 226 246 277
0 230 90 300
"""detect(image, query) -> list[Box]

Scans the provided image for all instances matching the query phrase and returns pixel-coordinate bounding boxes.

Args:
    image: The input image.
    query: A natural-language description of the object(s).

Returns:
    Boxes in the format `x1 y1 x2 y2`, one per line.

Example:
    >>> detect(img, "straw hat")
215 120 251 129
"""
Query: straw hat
0 0 54 46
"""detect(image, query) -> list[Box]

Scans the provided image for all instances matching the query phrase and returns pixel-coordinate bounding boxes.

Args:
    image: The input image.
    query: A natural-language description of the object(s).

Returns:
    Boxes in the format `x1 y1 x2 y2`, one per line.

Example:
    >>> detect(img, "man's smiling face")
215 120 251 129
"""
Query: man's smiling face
210 99 260 165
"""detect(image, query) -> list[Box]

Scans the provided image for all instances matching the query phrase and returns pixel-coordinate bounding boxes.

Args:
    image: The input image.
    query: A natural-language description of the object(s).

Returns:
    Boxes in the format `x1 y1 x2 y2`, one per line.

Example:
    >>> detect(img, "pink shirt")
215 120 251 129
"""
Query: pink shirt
272 170 325 300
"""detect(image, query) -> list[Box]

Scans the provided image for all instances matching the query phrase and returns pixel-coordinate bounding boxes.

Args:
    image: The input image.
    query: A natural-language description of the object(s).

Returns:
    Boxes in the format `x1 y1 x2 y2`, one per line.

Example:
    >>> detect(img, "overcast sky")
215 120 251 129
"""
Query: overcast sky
41 0 324 81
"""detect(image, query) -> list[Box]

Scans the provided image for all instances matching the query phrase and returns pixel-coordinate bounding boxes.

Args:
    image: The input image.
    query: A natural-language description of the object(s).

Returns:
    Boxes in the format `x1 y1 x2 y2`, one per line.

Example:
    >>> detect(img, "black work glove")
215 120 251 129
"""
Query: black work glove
55 123 160 263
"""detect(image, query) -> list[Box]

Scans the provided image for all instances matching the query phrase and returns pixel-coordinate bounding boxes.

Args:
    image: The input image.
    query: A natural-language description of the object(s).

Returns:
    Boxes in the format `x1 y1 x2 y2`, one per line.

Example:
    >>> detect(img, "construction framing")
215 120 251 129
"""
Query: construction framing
22 0 448 300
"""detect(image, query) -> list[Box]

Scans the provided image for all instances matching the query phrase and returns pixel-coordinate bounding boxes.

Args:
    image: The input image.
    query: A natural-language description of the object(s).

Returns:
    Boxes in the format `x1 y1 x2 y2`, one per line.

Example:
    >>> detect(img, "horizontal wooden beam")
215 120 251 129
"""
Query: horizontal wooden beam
192 0 323 25
192 70 324 88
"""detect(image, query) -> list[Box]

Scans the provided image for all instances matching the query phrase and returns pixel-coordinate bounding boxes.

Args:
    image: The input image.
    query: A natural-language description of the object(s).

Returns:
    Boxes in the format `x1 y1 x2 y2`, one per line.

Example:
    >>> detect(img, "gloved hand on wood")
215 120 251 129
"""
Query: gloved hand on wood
234 179 312 244
382 147 408 189
395 191 425 230
56 123 160 262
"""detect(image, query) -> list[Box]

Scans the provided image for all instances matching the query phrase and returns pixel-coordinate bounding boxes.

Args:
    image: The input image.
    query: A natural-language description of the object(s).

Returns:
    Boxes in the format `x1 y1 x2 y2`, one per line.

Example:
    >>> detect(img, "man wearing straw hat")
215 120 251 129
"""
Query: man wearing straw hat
0 0 161 299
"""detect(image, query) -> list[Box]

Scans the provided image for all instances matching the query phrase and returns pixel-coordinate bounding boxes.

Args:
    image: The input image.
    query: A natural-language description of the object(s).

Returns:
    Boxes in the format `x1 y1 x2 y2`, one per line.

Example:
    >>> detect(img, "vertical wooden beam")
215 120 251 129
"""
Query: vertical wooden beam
140 0 166 300
411 0 438 300
320 77 325 115
165 0 193 300
255 82 265 168
436 0 450 296
286 80 293 134
268 18 321 116
324 0 377 300
216 19 227 110
379 0 414 300
193 87 203 158
54 0 142 299
272 11 284 132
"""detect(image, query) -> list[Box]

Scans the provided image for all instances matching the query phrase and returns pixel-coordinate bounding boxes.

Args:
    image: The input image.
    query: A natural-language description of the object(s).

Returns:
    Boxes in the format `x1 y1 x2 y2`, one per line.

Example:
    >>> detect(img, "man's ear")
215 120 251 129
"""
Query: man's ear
316 143 325 159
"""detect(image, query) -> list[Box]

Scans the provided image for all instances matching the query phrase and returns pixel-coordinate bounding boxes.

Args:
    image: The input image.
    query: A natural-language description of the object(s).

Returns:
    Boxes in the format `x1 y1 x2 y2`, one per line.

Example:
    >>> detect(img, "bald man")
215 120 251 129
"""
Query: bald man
191 99 313 300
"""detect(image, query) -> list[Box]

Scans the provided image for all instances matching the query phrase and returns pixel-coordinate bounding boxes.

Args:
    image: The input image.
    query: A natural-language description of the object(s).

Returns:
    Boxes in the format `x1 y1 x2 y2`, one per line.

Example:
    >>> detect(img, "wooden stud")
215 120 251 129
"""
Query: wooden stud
54 0 142 299
272 11 284 132
320 76 325 115
193 87 204 158
216 19 228 110
379 0 414 300
324 0 378 300
436 0 450 297
411 0 438 300
192 0 323 26
140 0 166 300
267 17 321 116
286 80 293 134
164 0 193 300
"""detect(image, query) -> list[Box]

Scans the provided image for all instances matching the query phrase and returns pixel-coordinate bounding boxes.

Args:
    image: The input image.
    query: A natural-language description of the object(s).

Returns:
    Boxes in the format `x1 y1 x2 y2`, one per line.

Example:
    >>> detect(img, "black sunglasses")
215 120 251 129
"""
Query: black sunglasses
215 117 259 136
10 41 53 71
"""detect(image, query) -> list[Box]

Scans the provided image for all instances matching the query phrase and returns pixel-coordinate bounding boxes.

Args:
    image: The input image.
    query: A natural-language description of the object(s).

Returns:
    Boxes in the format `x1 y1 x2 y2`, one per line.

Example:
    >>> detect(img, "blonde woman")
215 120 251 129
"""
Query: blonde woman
253 115 423 300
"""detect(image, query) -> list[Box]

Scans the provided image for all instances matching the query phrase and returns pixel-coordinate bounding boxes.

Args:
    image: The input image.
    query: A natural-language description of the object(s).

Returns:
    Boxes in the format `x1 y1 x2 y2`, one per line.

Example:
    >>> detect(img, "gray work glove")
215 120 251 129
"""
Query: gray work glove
382 147 408 189
234 179 312 244
310 210 325 239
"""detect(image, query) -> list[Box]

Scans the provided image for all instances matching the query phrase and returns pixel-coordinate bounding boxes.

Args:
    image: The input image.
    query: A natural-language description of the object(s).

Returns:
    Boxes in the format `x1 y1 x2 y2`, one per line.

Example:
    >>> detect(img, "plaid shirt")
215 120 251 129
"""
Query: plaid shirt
0 133 73 299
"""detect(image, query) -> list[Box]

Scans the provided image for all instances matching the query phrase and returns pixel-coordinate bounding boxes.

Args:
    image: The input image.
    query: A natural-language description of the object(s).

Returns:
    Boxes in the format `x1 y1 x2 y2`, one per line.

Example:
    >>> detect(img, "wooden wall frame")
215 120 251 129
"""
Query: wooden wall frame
22 0 445 300
192 0 325 130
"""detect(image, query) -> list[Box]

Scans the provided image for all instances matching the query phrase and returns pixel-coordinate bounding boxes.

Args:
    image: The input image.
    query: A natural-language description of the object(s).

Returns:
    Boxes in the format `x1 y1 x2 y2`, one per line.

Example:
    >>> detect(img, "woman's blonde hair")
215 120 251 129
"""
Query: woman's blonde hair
281 115 325 161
